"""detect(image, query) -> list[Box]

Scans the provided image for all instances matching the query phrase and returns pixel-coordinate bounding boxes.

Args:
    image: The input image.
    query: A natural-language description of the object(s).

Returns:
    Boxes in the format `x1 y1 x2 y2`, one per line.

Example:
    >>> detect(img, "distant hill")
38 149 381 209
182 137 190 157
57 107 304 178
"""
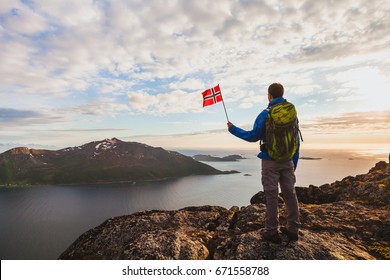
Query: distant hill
193 154 245 162
0 138 228 186
299 157 322 160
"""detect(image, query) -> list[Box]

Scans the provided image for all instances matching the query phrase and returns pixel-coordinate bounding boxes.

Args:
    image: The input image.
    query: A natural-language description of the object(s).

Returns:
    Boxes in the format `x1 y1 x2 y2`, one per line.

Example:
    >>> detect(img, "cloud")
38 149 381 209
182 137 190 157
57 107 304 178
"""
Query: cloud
97 78 136 95
325 66 390 110
67 102 130 117
128 90 202 115
301 110 390 133
0 108 41 121
0 102 129 129
1 0 389 98
48 128 131 132
1 0 390 152
169 78 205 91
290 1 390 61
238 90 267 108
0 108 65 128
1 3 48 35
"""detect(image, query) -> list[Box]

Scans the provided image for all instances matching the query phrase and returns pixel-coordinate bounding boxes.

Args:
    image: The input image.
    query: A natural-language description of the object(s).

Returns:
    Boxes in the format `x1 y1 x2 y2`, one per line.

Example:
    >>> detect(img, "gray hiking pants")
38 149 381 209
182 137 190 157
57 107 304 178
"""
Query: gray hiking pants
261 159 300 234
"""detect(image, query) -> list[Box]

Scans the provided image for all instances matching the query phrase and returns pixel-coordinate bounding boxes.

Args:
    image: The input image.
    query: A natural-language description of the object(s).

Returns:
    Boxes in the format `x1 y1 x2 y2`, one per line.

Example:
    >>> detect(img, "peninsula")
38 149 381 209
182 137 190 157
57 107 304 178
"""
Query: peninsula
0 138 232 186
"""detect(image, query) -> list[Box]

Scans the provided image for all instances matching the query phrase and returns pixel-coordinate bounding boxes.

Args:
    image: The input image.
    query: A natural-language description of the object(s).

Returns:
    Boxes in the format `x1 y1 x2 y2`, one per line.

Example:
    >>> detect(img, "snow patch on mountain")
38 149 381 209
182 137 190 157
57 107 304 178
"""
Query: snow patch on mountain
63 146 83 152
95 138 118 151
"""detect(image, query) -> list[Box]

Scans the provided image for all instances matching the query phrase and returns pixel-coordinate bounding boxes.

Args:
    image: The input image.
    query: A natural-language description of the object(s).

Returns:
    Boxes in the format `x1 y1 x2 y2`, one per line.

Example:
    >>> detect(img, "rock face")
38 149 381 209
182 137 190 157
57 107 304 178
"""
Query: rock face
59 161 390 260
0 138 224 185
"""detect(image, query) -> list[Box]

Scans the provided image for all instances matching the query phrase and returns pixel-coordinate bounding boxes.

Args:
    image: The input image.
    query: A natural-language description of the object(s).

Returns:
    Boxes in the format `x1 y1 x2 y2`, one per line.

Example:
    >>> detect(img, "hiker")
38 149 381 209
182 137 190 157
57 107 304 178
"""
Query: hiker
227 83 301 244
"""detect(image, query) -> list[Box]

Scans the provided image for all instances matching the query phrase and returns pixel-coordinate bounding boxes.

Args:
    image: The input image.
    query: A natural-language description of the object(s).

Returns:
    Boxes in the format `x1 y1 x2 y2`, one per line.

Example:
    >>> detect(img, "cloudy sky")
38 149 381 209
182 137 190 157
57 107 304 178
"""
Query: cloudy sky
1 0 389 153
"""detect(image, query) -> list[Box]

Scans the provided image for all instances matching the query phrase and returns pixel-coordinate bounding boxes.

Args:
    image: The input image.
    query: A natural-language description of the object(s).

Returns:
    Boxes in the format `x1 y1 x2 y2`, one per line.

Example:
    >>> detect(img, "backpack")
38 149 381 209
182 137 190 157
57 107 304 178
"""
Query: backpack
264 101 301 162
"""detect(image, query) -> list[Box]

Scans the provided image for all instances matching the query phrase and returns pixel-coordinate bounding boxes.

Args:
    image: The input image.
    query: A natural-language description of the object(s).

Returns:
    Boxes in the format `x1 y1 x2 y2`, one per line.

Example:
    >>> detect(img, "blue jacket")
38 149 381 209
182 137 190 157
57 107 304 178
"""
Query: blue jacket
228 96 300 169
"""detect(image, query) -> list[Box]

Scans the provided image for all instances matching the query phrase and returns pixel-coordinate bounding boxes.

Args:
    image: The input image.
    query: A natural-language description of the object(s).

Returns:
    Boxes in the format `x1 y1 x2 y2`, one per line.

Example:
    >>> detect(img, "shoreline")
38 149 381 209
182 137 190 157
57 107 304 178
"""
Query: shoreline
0 170 239 188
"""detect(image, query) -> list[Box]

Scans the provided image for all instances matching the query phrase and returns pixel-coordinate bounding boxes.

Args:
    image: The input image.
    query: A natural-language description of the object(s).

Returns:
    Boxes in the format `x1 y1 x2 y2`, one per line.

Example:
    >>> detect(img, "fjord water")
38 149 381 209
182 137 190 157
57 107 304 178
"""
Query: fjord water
0 149 385 259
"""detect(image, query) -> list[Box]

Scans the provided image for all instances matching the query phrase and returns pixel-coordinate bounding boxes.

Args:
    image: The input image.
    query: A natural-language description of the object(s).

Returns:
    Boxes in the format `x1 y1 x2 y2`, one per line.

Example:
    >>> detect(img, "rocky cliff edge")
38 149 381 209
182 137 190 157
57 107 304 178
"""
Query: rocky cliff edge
59 161 390 260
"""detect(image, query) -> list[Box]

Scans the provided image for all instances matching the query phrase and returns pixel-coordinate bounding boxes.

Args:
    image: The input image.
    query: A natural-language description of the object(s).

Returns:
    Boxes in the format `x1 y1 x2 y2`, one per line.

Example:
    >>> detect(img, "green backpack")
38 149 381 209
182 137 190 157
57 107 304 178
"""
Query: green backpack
265 101 300 162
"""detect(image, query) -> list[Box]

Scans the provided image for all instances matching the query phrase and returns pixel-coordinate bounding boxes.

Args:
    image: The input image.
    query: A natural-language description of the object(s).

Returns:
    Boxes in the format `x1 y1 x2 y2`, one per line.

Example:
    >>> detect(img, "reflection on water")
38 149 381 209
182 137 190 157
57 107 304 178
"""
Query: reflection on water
0 149 384 259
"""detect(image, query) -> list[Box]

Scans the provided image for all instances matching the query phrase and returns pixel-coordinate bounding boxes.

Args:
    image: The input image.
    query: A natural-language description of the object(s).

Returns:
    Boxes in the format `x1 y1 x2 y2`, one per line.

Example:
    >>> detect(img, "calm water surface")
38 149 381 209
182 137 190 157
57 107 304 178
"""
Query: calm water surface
0 149 384 259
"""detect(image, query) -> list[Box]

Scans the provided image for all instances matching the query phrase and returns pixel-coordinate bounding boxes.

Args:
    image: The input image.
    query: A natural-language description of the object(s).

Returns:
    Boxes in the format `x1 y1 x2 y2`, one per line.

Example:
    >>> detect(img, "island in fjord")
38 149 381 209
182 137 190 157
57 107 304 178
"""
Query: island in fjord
193 154 246 162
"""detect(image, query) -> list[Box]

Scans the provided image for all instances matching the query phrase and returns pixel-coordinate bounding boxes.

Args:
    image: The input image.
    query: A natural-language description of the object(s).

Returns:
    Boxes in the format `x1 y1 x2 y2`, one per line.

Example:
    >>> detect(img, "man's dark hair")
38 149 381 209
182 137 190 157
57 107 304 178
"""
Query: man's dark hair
268 83 284 98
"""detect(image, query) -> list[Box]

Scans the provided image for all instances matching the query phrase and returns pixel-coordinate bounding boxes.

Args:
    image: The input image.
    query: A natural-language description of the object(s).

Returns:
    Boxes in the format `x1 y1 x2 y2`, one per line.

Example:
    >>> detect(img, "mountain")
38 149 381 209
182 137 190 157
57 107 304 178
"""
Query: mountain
0 138 228 185
59 160 390 260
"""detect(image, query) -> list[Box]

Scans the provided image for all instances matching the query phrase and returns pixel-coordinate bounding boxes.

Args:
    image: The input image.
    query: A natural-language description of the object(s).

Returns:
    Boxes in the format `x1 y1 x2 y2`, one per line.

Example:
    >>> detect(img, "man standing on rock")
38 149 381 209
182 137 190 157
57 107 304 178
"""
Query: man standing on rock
227 83 301 244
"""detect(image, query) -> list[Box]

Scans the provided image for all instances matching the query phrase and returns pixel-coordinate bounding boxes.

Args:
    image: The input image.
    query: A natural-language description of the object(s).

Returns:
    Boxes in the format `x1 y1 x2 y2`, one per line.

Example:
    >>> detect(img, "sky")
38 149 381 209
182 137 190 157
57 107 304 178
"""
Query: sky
0 0 390 153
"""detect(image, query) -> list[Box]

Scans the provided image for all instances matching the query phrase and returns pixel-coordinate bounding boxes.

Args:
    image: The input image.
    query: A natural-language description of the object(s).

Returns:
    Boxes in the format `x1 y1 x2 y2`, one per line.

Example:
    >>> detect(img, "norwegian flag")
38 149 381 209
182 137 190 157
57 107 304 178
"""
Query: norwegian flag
202 84 223 107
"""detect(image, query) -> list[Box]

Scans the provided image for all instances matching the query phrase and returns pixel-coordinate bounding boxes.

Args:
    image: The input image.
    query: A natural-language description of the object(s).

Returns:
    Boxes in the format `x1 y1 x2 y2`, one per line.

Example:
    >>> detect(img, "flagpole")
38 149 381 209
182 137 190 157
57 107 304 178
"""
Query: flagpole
221 99 230 122
218 84 229 122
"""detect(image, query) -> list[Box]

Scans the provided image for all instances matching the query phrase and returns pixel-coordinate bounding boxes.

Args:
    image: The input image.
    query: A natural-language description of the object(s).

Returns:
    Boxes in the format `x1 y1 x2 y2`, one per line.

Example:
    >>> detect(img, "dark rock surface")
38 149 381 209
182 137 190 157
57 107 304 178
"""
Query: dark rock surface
59 161 390 260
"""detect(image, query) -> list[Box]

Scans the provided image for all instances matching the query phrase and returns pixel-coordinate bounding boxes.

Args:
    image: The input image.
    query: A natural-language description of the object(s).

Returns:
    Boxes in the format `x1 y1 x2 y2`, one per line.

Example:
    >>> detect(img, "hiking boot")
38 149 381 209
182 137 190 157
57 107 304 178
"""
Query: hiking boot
280 227 299 241
261 231 282 244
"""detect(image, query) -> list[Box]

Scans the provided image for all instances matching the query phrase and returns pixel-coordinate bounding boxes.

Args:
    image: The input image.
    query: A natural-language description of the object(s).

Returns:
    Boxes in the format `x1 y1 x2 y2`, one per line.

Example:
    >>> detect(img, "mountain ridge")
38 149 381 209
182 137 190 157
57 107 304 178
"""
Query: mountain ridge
0 138 231 186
